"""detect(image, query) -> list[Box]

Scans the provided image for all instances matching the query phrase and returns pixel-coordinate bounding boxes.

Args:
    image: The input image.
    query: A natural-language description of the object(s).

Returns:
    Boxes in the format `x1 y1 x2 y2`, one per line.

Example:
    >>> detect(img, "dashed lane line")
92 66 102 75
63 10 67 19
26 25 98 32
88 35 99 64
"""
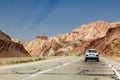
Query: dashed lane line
22 58 80 80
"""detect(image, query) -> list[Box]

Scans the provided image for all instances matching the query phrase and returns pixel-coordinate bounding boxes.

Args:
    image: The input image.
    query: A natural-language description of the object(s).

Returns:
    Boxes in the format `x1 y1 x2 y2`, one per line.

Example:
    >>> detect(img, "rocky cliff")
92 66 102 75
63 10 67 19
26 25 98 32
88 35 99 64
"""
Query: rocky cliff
0 30 11 41
25 35 48 56
87 26 120 56
0 30 29 57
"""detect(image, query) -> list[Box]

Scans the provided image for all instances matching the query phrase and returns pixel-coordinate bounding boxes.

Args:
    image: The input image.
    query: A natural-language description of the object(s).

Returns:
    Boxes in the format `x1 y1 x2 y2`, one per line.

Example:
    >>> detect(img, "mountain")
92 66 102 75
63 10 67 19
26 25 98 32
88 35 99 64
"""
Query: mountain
70 21 120 55
25 35 48 56
86 24 120 56
0 30 29 57
0 30 11 41
25 20 120 56
2 20 120 57
60 20 116 41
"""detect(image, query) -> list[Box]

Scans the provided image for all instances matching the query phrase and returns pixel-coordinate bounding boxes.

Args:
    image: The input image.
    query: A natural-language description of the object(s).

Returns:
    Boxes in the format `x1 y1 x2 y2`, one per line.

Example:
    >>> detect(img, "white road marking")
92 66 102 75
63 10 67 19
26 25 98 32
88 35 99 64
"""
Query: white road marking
22 58 80 80
0 56 72 70
105 60 120 79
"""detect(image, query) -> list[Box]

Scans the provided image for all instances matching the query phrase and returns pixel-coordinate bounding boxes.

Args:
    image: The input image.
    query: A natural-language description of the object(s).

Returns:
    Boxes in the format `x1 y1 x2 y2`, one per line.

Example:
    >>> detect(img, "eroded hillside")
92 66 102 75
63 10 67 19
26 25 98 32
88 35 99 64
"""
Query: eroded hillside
25 20 120 56
0 30 29 57
87 26 120 56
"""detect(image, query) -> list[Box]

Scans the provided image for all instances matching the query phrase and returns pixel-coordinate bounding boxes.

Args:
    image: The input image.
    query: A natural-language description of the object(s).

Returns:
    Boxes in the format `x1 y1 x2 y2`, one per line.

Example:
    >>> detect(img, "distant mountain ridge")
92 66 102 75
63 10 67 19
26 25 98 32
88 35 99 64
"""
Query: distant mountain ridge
1 20 120 57
25 20 120 56
59 20 117 41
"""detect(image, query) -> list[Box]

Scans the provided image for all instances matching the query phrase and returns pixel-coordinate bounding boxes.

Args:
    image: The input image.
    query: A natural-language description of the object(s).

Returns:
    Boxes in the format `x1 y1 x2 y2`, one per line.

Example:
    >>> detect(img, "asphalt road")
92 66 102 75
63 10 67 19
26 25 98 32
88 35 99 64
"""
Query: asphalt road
0 56 120 80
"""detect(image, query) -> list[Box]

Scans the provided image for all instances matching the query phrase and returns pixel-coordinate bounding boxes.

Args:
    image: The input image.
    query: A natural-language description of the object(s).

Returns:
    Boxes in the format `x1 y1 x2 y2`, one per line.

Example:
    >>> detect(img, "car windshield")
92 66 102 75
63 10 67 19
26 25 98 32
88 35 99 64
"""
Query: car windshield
87 50 97 53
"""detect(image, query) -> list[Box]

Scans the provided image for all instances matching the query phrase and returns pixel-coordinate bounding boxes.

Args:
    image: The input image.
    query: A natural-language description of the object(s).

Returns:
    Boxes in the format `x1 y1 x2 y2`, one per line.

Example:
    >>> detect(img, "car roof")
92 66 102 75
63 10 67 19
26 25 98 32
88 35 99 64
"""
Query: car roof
86 49 97 50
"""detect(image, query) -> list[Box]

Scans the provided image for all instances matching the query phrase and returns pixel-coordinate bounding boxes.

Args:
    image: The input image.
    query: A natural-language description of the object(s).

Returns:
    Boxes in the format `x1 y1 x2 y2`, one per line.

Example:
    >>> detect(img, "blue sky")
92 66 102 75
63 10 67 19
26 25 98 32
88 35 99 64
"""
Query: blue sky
0 0 120 41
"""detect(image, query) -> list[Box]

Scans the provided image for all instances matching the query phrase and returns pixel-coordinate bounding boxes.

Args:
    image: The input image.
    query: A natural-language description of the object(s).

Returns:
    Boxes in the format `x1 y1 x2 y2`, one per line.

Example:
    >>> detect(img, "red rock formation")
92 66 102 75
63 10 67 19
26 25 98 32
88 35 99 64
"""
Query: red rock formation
25 35 48 56
0 30 29 57
0 30 11 41
25 20 120 56
86 26 120 56
64 20 116 41
36 35 48 40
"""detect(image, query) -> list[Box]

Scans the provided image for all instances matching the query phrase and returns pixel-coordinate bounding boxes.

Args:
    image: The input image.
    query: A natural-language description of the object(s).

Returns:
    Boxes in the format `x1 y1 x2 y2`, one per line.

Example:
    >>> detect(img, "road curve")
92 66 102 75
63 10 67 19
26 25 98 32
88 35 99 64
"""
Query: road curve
0 56 120 80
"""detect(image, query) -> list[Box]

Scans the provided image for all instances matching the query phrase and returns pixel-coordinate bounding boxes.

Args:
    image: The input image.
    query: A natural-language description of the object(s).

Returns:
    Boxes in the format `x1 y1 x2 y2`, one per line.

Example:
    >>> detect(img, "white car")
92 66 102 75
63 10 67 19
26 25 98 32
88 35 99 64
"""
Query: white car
85 49 99 62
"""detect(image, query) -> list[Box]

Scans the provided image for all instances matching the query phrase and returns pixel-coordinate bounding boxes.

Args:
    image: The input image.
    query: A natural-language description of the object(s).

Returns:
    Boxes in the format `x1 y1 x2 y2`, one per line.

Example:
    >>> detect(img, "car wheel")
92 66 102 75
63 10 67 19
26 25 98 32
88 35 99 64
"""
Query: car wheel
85 58 87 62
97 58 99 62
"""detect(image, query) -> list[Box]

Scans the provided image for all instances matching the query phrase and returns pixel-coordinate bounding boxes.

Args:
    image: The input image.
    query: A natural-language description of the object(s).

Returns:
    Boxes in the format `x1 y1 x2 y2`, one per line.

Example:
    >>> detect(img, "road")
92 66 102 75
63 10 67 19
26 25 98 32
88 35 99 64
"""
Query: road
0 56 120 80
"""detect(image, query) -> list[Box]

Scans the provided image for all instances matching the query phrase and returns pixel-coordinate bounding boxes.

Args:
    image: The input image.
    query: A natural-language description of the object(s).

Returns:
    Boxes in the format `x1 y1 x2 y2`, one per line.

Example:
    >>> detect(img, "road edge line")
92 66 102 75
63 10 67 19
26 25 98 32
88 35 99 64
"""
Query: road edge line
104 60 120 79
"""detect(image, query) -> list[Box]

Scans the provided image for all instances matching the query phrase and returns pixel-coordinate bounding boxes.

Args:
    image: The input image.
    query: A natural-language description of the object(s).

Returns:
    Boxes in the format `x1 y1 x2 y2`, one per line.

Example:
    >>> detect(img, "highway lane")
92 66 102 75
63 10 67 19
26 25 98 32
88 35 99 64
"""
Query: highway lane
0 56 120 80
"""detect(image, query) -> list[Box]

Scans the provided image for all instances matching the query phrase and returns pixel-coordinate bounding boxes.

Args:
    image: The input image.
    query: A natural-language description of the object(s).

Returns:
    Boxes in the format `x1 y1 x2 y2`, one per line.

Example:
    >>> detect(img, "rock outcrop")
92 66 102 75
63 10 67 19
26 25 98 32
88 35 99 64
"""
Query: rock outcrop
25 35 81 56
0 30 11 41
25 35 48 56
87 26 120 56
0 30 29 57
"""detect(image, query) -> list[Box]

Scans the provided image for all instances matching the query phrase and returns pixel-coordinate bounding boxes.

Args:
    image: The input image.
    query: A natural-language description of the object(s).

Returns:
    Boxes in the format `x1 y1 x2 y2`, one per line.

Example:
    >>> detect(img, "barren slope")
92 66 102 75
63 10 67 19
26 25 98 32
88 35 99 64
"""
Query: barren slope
87 26 120 56
0 30 11 41
0 30 29 57
25 20 120 56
